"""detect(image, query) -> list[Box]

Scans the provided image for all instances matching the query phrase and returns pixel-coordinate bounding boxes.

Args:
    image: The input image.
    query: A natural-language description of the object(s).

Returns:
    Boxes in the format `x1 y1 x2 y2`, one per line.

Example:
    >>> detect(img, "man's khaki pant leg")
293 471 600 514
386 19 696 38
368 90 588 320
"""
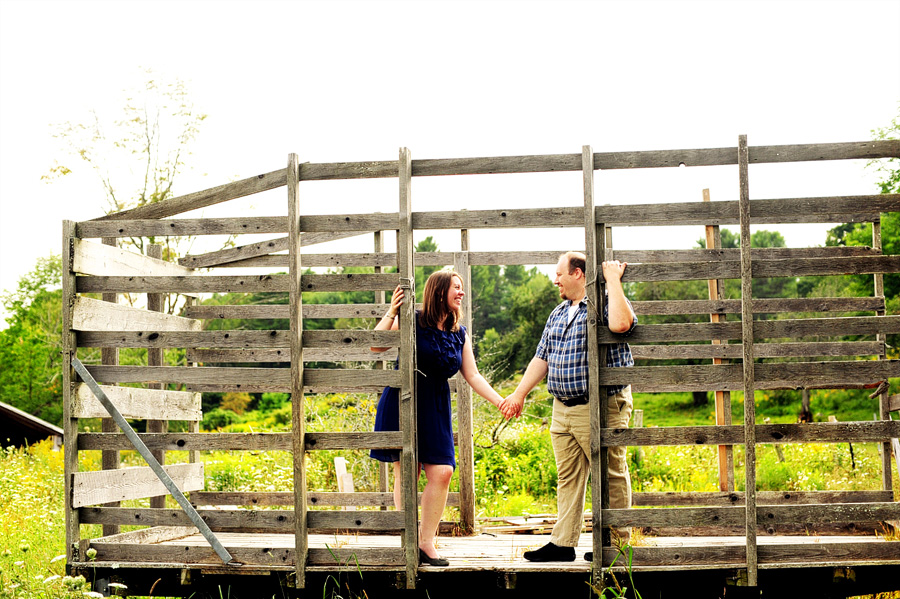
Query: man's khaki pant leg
549 402 591 548
607 386 634 542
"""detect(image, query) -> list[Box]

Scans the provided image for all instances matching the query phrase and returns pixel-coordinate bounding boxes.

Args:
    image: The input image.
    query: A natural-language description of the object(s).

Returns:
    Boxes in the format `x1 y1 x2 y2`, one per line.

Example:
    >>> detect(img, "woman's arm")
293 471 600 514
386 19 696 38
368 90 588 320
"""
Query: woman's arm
458 333 504 407
370 285 403 352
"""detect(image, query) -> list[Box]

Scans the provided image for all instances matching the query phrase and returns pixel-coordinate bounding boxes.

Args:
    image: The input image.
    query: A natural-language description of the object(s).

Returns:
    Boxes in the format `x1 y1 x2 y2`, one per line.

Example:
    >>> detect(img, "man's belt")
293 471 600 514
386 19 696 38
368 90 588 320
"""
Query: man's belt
556 395 588 407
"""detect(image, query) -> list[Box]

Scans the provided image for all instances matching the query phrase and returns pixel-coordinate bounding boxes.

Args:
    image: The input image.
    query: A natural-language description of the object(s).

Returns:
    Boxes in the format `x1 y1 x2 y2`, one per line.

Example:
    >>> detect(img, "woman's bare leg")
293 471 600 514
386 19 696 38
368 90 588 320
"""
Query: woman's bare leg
418 463 453 558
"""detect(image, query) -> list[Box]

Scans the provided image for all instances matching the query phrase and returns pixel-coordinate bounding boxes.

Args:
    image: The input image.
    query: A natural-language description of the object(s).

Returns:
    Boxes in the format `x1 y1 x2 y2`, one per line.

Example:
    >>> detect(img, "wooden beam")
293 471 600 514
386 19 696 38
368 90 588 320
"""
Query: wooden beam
94 169 286 221
73 296 201 332
73 239 194 277
295 140 900 180
633 490 894 506
398 147 418 587
76 273 399 294
632 297 885 316
62 220 79 563
72 463 204 508
286 153 307 589
74 384 201 421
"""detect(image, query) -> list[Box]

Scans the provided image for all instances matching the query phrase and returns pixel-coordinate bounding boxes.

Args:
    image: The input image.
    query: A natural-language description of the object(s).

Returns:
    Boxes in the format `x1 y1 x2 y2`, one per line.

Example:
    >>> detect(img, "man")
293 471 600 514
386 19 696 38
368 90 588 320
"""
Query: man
501 251 636 562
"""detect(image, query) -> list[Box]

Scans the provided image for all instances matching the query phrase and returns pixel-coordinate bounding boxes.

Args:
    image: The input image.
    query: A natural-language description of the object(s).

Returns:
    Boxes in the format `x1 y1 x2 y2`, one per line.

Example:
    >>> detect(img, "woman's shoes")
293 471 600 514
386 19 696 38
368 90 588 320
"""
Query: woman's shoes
418 548 449 567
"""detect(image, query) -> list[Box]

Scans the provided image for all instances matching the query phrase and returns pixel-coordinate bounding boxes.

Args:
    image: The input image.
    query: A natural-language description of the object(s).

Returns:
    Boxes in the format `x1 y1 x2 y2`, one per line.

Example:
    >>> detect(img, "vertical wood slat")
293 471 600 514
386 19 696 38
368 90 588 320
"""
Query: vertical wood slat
374 231 391 507
146 244 167 510
288 153 307 588
398 147 418 588
455 242 476 534
100 237 121 536
62 221 79 563
183 295 200 465
704 190 735 493
738 135 758 586
873 220 893 492
583 147 605 570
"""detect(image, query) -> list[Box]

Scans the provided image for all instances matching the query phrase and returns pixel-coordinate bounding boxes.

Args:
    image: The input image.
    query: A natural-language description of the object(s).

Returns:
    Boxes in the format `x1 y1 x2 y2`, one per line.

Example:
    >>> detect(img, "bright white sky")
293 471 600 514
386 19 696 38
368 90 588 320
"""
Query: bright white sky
1 0 898 323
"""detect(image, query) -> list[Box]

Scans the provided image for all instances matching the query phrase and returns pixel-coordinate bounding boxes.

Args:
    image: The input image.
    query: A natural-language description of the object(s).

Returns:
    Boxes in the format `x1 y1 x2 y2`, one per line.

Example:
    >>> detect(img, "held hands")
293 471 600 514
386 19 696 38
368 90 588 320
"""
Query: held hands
499 391 525 420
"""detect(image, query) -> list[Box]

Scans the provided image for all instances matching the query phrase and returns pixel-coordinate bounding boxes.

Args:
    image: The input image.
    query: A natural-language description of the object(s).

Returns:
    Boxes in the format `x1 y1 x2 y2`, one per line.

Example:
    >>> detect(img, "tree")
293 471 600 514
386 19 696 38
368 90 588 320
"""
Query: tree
44 69 208 261
0 256 66 424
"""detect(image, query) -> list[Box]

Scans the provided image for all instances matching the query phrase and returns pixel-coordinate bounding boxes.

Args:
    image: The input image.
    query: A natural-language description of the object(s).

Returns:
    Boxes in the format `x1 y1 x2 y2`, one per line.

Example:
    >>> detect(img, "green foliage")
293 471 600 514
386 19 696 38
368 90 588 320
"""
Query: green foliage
0 256 65 425
475 269 559 382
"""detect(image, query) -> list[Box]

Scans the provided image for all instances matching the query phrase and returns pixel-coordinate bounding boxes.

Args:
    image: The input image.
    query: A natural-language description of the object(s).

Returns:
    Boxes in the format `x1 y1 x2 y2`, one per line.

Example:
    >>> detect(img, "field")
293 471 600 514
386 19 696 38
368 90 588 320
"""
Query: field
1 385 898 598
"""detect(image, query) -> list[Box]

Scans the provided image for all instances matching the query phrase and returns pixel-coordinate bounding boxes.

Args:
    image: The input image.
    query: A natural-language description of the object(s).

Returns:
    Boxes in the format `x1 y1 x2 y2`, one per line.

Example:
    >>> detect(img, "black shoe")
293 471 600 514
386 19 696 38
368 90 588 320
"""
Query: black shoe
419 548 449 567
584 551 593 561
523 542 575 562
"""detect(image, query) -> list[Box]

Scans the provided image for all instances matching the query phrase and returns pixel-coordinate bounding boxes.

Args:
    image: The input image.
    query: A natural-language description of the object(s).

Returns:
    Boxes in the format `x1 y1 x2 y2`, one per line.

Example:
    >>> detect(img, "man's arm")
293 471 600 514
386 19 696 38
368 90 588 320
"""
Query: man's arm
500 357 549 419
601 260 635 334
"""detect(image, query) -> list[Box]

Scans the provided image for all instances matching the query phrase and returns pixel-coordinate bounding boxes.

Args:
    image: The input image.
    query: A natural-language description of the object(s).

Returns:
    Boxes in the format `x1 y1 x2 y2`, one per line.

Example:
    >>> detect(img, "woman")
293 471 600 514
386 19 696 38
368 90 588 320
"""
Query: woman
370 270 503 567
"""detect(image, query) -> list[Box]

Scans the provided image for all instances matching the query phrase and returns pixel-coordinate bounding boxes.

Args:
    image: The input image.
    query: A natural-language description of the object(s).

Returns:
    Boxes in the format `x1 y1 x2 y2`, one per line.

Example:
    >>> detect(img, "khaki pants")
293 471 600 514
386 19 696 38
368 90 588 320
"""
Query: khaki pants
549 387 633 548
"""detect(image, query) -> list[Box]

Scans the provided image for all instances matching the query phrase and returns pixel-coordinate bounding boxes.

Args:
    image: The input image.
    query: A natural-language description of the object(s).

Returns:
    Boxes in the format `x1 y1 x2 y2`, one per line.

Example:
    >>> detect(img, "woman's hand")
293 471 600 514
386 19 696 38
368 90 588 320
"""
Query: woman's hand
386 285 404 318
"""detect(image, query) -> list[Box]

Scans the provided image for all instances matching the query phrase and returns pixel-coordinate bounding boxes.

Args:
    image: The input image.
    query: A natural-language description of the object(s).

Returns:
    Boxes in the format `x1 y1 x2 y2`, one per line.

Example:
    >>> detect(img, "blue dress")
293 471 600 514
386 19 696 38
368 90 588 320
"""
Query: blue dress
370 314 466 468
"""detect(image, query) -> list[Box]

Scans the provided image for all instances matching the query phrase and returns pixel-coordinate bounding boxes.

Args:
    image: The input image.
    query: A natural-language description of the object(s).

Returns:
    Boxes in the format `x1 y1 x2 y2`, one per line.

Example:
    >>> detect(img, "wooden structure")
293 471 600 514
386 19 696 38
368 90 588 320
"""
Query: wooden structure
0 400 63 449
62 139 900 596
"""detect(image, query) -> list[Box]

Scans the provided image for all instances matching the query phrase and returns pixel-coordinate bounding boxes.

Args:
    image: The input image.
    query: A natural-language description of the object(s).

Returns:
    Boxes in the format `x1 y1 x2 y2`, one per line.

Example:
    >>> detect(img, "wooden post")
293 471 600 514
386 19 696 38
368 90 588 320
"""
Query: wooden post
583 146 608 570
146 244 168 509
100 237 121 535
374 230 391 508
704 189 735 492
398 147 419 587
873 219 893 492
62 220 79 563
287 153 308 588
183 294 200 466
737 135 758 586
455 236 475 534
633 409 644 468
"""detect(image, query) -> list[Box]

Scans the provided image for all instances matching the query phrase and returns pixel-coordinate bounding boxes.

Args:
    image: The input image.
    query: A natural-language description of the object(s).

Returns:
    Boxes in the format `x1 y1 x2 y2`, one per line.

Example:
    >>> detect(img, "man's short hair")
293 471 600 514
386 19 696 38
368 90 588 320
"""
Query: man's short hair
561 251 586 275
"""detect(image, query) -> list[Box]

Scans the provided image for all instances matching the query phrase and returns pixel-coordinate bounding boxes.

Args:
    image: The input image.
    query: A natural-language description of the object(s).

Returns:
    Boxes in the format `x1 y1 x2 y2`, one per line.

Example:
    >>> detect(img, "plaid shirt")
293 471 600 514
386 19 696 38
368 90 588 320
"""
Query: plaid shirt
535 295 636 399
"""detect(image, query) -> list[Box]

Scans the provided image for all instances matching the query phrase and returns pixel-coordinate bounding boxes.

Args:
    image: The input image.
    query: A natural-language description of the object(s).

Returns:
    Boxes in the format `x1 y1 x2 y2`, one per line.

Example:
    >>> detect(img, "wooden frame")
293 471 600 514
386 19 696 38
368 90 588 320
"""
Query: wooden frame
62 140 899 590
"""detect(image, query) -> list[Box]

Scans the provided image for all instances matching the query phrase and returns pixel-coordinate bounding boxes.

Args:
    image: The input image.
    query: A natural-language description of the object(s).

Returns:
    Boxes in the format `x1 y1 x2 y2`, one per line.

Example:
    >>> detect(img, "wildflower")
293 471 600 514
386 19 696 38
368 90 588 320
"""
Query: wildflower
19 543 29 553
86 547 98 560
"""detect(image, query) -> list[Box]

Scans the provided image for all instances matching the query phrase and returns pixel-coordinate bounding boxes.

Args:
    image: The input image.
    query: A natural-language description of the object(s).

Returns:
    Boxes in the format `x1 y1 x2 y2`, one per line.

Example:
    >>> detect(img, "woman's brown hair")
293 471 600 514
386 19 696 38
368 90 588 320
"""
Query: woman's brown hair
419 270 463 332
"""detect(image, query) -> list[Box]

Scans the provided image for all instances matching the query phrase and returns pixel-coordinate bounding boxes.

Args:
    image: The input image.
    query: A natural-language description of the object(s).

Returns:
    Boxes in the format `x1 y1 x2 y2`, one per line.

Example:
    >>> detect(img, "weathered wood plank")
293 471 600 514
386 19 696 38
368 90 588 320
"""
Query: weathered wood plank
601 421 900 446
78 329 400 349
632 341 884 360
72 463 205 508
83 365 399 389
596 195 898 227
76 273 398 294
600 360 899 392
604 315 900 344
189 491 460 508
889 394 900 413
179 231 363 269
632 297 885 316
602 503 900 529
305 432 403 450
79 432 290 451
73 239 195 277
616 246 882 263
85 542 297 567
205 250 572 270
73 297 201 332
185 347 398 363
73 384 201 421
62 221 79 563
79 508 408 532
79 216 286 239
757 542 900 565
296 141 900 180
632 490 895 506
413 207 582 230
619 256 900 283
94 169 286 221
